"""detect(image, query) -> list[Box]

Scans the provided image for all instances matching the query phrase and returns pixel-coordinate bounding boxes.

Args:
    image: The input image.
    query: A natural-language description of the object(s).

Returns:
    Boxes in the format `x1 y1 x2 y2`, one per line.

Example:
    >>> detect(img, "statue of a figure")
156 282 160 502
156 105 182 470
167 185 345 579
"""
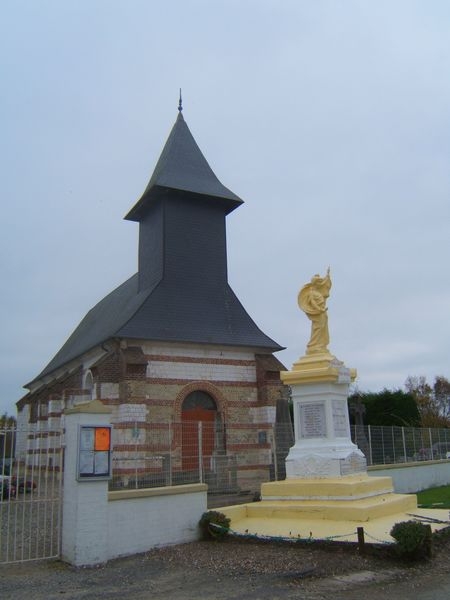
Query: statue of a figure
298 268 331 355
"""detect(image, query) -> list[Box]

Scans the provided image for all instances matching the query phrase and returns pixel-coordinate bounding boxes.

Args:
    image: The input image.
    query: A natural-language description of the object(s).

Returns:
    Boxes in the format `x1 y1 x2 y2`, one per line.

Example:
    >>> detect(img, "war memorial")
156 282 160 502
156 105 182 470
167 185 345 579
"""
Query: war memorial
220 270 450 543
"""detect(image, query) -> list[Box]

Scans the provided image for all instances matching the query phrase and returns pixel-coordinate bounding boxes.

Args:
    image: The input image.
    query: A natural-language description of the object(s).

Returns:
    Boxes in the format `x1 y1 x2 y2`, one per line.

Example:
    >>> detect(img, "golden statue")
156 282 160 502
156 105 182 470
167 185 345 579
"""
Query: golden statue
298 268 331 355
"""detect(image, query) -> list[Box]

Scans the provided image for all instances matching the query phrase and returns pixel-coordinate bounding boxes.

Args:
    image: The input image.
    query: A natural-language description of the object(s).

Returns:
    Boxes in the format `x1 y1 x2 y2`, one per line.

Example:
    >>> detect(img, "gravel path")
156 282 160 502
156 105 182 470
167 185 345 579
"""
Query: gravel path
2 534 450 600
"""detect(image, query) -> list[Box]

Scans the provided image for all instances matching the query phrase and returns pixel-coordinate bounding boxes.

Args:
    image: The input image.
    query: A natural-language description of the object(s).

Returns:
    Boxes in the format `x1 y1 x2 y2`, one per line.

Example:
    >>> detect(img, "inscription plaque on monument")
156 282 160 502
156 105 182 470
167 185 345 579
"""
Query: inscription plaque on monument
332 399 350 437
300 402 326 438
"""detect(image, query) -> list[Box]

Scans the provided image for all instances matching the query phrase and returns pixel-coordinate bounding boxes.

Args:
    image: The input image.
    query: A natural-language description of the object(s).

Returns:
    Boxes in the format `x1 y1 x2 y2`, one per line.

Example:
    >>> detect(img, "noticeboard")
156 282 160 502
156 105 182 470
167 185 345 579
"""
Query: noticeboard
77 425 112 481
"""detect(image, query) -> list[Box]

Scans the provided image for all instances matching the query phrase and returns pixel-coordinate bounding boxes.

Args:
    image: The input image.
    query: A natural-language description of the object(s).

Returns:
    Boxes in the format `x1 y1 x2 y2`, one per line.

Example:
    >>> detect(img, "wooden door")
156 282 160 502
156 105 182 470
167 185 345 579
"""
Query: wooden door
181 408 215 471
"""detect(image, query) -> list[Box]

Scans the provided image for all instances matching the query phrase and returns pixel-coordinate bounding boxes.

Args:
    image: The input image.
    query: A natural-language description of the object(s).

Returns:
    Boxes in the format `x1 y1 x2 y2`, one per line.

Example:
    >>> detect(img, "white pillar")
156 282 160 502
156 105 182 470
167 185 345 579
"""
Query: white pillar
282 354 366 479
61 400 112 566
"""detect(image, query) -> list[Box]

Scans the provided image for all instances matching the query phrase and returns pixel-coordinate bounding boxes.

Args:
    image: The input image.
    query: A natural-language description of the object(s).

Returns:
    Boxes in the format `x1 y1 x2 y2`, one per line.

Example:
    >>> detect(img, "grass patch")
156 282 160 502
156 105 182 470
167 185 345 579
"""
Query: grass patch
416 484 450 508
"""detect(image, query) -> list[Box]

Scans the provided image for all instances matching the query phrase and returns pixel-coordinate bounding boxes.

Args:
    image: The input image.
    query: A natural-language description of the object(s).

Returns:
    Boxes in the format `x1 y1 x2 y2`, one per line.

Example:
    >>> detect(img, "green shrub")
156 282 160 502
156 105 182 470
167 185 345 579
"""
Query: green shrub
390 520 432 560
199 511 230 540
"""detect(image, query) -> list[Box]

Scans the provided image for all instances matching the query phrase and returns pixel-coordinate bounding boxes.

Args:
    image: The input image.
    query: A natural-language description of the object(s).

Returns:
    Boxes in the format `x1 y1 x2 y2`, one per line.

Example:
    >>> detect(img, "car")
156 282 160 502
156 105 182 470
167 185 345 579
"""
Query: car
413 448 432 461
431 442 450 460
12 476 37 493
0 459 12 476
0 475 16 500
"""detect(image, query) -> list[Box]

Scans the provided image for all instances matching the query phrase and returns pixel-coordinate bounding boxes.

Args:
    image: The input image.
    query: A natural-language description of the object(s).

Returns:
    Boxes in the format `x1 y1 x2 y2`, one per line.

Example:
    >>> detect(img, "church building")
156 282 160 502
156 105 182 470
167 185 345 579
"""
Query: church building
17 102 288 492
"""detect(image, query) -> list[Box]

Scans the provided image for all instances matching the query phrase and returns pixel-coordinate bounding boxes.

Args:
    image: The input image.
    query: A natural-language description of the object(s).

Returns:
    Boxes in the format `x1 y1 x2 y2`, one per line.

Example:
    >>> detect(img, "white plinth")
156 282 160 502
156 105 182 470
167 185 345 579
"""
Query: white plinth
283 358 366 479
285 441 366 478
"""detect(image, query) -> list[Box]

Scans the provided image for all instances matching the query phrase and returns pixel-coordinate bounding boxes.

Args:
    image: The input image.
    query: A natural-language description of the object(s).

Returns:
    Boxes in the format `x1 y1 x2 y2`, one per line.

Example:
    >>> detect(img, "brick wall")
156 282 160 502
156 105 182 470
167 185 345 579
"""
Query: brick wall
20 339 288 492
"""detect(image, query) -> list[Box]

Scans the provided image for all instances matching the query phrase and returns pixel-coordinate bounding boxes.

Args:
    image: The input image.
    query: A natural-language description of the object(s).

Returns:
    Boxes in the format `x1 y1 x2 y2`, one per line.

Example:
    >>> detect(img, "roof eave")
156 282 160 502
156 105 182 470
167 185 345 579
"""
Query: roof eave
124 185 243 222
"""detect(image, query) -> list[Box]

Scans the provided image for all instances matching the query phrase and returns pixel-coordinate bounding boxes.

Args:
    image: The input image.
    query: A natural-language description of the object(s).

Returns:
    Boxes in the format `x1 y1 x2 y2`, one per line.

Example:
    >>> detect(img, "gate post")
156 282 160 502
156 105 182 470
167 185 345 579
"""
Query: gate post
61 400 112 566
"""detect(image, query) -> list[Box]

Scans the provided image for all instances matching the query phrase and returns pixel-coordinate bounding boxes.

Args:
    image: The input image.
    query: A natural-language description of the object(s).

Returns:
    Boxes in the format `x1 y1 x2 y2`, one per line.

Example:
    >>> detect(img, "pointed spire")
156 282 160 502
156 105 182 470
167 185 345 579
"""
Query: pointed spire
178 88 183 113
125 109 243 221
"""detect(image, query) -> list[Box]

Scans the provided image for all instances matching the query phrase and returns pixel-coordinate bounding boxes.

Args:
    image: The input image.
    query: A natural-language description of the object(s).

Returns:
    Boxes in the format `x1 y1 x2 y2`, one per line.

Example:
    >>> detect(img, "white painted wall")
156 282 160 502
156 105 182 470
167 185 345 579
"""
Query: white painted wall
62 401 207 567
140 341 255 361
147 360 257 382
251 406 276 424
369 460 450 493
107 486 206 558
61 406 110 566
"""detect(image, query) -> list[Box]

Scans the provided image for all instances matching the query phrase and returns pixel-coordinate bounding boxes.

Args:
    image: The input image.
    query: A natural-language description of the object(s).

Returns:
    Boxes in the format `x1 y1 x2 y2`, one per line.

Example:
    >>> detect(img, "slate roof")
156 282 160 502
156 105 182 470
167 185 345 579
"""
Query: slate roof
32 274 150 380
125 112 242 222
33 273 281 381
28 111 283 387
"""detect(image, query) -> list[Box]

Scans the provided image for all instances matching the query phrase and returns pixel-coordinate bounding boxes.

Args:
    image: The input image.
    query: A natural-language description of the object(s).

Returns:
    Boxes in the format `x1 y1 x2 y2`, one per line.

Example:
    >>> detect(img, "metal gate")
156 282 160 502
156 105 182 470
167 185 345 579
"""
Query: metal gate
1 424 64 563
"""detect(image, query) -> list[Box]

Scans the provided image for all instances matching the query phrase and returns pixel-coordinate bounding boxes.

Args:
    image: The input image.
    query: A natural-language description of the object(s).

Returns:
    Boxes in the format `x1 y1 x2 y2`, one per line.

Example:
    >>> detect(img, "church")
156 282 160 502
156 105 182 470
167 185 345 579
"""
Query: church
17 101 288 492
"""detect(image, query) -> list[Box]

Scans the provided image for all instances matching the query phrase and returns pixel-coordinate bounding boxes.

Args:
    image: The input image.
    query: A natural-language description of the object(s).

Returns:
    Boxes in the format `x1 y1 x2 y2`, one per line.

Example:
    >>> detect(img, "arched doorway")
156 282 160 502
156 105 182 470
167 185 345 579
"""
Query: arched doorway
181 391 221 472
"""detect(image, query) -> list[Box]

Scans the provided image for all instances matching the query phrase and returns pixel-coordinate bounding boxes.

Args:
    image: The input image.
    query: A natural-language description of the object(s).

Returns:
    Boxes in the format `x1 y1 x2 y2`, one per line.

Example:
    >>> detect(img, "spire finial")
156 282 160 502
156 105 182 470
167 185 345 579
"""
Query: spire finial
178 88 183 112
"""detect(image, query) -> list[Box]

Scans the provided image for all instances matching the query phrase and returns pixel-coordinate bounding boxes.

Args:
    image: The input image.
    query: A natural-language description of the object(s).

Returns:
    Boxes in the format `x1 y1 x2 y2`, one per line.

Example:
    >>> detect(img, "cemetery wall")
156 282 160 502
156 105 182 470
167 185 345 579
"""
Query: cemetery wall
368 460 450 493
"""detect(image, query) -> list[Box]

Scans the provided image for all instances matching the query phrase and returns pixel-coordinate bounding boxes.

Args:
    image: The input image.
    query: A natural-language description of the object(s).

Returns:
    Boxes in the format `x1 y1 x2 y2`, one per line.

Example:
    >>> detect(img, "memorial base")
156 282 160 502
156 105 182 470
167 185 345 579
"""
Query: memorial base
259 474 417 520
218 472 450 543
281 352 366 479
285 443 366 479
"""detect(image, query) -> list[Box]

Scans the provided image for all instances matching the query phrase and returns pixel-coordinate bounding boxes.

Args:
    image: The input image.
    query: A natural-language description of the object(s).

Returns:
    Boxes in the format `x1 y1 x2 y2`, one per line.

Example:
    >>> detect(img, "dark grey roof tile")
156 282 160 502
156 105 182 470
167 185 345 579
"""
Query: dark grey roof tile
125 113 242 221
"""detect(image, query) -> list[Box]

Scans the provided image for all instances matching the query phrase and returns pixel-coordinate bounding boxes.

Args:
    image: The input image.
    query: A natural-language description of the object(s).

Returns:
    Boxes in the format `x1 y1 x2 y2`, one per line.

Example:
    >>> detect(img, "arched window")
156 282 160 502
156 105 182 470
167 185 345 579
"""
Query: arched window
182 390 216 412
84 370 95 399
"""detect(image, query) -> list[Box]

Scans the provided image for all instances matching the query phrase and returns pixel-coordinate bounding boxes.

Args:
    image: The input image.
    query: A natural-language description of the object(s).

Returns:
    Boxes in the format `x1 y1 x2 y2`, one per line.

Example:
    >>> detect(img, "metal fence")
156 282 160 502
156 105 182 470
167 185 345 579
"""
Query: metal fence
351 424 450 466
109 420 294 497
1 425 63 564
109 421 450 497
2 420 450 562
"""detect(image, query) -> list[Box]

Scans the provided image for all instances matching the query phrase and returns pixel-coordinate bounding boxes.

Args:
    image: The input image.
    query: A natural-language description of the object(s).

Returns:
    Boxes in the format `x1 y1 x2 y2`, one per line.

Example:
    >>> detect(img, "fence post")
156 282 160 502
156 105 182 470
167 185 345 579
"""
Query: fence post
402 427 407 463
391 426 395 463
272 426 278 481
168 420 173 486
357 527 365 554
368 425 373 465
134 420 138 489
429 428 434 459
198 422 203 483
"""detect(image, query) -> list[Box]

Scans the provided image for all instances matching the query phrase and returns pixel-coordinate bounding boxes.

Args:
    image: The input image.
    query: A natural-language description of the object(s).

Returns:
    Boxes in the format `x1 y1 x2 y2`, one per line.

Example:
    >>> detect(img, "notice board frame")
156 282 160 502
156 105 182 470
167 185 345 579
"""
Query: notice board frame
77 424 112 481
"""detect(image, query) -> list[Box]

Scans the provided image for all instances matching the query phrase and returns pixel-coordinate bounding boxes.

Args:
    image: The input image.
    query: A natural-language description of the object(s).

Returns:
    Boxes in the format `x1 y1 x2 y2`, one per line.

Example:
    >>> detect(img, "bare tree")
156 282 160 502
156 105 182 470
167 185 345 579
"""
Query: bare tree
405 375 450 428
0 412 16 428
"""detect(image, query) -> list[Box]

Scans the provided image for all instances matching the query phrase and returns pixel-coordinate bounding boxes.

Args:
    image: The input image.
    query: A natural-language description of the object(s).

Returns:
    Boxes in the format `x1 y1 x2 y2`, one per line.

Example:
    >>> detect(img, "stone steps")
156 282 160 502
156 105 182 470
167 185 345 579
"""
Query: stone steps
220 475 418 526
261 475 394 501
244 493 417 522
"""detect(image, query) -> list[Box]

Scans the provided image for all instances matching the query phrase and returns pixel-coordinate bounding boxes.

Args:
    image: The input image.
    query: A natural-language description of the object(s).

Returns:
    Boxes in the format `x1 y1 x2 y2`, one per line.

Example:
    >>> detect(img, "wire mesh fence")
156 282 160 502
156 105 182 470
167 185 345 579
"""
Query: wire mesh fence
351 424 450 466
109 421 450 496
109 420 294 495
2 419 450 562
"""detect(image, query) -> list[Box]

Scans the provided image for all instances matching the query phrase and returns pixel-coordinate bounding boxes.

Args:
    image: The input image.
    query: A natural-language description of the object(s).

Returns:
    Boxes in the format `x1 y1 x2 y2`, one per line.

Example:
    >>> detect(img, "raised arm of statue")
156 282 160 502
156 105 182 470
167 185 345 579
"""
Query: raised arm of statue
298 269 332 355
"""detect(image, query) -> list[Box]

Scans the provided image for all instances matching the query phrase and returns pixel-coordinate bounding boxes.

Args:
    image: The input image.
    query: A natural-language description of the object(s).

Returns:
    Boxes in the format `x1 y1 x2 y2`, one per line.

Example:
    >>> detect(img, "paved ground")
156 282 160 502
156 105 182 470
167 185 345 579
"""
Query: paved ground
2 534 450 600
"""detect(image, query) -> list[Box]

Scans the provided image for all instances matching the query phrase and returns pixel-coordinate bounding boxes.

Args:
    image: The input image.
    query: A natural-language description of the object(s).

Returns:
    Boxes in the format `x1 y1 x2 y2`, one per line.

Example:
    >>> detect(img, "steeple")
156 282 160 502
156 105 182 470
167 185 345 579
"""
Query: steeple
29 107 282 384
125 111 242 222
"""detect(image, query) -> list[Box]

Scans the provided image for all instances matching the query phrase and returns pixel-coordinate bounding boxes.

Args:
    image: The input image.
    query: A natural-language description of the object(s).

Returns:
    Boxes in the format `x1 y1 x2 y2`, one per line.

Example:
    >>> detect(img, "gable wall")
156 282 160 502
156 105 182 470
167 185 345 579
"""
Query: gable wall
19 340 288 492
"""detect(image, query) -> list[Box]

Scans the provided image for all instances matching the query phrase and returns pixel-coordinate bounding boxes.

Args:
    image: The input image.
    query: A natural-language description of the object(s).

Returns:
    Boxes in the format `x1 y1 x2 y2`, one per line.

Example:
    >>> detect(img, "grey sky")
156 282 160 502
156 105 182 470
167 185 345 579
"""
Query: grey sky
1 1 449 415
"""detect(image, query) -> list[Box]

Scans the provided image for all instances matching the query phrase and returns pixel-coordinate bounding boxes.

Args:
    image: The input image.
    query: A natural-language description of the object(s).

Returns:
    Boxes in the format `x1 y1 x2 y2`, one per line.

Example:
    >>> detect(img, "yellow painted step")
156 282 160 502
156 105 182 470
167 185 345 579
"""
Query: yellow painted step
261 475 393 501
244 493 417 522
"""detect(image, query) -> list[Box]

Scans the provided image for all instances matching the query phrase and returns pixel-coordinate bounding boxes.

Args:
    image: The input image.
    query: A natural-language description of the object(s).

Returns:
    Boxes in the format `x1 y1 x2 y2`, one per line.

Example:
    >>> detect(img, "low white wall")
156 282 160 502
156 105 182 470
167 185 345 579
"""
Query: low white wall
368 460 450 493
107 484 207 560
62 402 207 567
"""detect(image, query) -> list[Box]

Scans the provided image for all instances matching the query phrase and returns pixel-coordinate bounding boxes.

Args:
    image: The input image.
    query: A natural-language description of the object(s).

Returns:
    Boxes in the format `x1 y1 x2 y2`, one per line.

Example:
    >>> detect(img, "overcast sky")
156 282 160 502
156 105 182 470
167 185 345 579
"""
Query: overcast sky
1 1 449 415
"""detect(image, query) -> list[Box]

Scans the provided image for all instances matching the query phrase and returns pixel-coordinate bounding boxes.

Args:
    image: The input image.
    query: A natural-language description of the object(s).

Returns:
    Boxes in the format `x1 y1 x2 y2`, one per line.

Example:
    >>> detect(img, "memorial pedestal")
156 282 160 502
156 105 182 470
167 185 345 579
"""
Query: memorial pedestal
216 279 450 543
281 352 366 479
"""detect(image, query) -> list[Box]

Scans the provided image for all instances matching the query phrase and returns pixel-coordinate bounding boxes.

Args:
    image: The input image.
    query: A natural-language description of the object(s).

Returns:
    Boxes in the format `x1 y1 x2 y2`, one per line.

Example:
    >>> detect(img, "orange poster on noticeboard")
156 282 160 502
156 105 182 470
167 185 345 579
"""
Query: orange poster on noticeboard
94 427 111 451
